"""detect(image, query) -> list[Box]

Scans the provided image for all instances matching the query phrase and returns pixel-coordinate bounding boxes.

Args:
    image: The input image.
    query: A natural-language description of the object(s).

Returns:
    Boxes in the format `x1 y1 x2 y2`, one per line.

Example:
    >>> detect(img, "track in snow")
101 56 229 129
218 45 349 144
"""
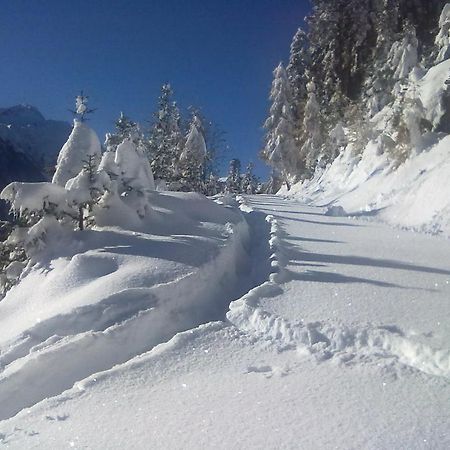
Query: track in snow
229 195 450 379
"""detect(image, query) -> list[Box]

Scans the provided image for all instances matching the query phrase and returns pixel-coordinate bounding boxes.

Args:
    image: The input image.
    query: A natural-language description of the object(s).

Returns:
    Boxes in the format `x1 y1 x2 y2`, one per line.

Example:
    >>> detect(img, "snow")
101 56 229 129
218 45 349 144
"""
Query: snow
179 117 207 166
436 4 450 63
0 182 71 215
0 194 449 448
52 120 102 187
115 139 155 191
419 58 450 129
282 134 450 236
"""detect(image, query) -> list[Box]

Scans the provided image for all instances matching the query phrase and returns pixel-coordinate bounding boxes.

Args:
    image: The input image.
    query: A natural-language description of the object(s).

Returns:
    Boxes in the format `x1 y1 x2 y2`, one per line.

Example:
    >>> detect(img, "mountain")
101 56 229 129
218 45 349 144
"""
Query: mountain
0 105 71 219
0 104 71 168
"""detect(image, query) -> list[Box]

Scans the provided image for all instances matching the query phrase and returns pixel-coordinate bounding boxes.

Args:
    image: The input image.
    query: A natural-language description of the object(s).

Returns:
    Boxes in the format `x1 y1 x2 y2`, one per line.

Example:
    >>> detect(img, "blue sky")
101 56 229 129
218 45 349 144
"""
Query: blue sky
1 0 309 177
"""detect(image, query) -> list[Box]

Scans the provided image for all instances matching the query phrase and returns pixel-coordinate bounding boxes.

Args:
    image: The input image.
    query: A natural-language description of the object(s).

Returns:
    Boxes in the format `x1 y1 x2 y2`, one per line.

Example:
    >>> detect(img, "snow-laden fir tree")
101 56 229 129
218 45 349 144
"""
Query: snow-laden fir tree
178 114 207 192
147 84 183 186
262 63 298 189
435 4 450 64
388 20 419 82
287 28 309 127
226 159 241 194
300 79 323 173
241 162 258 194
105 112 141 152
52 120 102 188
52 95 105 229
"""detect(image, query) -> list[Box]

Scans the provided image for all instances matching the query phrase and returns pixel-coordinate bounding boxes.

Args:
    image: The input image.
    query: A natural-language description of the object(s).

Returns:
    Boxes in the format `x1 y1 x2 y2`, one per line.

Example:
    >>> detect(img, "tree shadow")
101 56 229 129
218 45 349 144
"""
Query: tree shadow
286 236 345 244
275 216 363 227
284 269 404 288
287 250 450 276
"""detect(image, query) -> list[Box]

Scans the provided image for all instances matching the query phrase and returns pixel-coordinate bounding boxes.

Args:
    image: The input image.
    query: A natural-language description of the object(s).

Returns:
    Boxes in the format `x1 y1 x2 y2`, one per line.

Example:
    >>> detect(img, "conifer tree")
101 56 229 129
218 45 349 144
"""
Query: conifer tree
435 4 450 63
178 114 207 192
147 84 183 185
226 159 241 194
301 79 323 173
241 162 258 194
287 28 309 125
262 63 298 188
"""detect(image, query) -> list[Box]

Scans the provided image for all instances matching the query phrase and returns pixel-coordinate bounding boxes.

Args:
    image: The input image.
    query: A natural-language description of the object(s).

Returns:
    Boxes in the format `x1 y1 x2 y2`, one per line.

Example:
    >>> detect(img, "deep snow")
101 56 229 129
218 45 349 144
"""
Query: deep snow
0 195 449 449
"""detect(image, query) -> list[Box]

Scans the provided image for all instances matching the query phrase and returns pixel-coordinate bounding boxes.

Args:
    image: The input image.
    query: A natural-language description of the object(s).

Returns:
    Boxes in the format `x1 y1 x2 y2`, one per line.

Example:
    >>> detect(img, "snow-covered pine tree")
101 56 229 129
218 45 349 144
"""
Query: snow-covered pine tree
178 114 207 192
186 108 228 181
147 84 183 186
226 159 241 194
364 0 400 116
114 138 155 217
434 4 450 64
105 112 140 152
388 20 419 82
287 28 309 127
262 63 298 188
51 95 104 229
0 220 26 296
241 162 258 194
52 100 102 188
204 174 220 196
65 152 110 230
300 79 324 173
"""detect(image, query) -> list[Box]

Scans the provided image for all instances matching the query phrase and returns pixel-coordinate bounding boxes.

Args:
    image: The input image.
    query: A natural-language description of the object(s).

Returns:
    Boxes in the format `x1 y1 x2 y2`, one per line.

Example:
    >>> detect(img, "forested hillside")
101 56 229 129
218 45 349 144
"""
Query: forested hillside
262 0 449 190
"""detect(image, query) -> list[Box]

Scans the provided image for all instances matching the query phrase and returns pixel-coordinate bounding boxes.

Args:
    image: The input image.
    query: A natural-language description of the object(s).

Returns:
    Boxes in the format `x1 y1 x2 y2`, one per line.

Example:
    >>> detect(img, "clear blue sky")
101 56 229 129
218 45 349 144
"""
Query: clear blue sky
1 0 309 178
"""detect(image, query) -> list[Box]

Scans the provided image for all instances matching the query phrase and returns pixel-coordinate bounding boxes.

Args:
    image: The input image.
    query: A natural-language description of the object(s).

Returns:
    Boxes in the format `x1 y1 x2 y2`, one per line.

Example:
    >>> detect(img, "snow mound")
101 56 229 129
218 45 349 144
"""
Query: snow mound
0 192 272 421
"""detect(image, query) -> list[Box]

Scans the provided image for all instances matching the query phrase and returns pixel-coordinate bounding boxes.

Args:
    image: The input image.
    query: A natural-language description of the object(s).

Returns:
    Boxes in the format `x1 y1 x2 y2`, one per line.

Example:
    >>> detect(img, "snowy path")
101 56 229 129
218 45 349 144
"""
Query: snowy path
1 195 450 449
231 195 450 377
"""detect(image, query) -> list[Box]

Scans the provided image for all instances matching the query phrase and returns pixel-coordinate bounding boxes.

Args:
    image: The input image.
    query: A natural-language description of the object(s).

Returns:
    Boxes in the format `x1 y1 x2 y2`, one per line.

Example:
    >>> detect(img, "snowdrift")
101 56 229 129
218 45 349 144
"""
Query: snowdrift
0 192 270 421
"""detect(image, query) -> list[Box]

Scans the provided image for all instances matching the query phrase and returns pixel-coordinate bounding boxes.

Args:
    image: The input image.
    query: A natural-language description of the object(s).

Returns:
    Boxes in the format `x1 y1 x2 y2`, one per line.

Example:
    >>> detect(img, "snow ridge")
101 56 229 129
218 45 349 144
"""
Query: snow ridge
0 194 278 421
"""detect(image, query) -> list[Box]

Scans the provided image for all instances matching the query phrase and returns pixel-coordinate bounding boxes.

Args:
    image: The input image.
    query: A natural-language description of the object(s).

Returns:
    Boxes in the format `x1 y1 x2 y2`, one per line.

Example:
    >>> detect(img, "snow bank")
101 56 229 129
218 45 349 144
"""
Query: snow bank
0 192 269 420
0 182 71 215
283 135 450 235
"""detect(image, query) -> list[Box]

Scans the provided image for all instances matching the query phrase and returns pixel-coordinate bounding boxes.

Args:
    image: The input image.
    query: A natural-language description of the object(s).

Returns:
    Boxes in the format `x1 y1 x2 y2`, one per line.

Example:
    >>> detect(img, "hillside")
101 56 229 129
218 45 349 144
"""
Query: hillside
281 58 450 236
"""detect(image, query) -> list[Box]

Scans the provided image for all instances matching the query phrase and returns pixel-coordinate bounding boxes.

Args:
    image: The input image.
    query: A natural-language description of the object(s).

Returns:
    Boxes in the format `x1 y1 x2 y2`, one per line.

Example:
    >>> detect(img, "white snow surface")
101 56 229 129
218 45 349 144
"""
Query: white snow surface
283 133 450 235
0 195 449 449
52 120 102 187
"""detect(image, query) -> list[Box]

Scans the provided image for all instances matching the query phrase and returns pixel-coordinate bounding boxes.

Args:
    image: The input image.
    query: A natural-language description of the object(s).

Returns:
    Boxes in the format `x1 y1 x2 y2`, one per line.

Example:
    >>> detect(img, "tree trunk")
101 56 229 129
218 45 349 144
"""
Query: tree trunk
78 207 84 231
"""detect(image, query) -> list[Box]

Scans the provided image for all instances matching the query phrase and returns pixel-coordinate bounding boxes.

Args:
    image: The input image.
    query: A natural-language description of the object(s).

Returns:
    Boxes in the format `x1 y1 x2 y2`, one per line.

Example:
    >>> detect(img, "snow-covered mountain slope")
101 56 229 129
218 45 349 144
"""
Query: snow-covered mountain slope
281 59 450 236
0 195 449 449
0 105 71 166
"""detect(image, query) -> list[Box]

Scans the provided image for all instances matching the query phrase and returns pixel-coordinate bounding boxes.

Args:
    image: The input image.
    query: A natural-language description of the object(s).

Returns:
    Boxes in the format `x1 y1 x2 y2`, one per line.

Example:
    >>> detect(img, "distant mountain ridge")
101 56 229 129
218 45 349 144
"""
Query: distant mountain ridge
0 105 72 219
0 104 71 166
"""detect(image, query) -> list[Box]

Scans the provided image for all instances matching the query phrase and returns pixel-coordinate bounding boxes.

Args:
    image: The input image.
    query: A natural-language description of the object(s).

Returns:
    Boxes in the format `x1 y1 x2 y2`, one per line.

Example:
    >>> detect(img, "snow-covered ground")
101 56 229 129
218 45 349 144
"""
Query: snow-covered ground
1 195 449 449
